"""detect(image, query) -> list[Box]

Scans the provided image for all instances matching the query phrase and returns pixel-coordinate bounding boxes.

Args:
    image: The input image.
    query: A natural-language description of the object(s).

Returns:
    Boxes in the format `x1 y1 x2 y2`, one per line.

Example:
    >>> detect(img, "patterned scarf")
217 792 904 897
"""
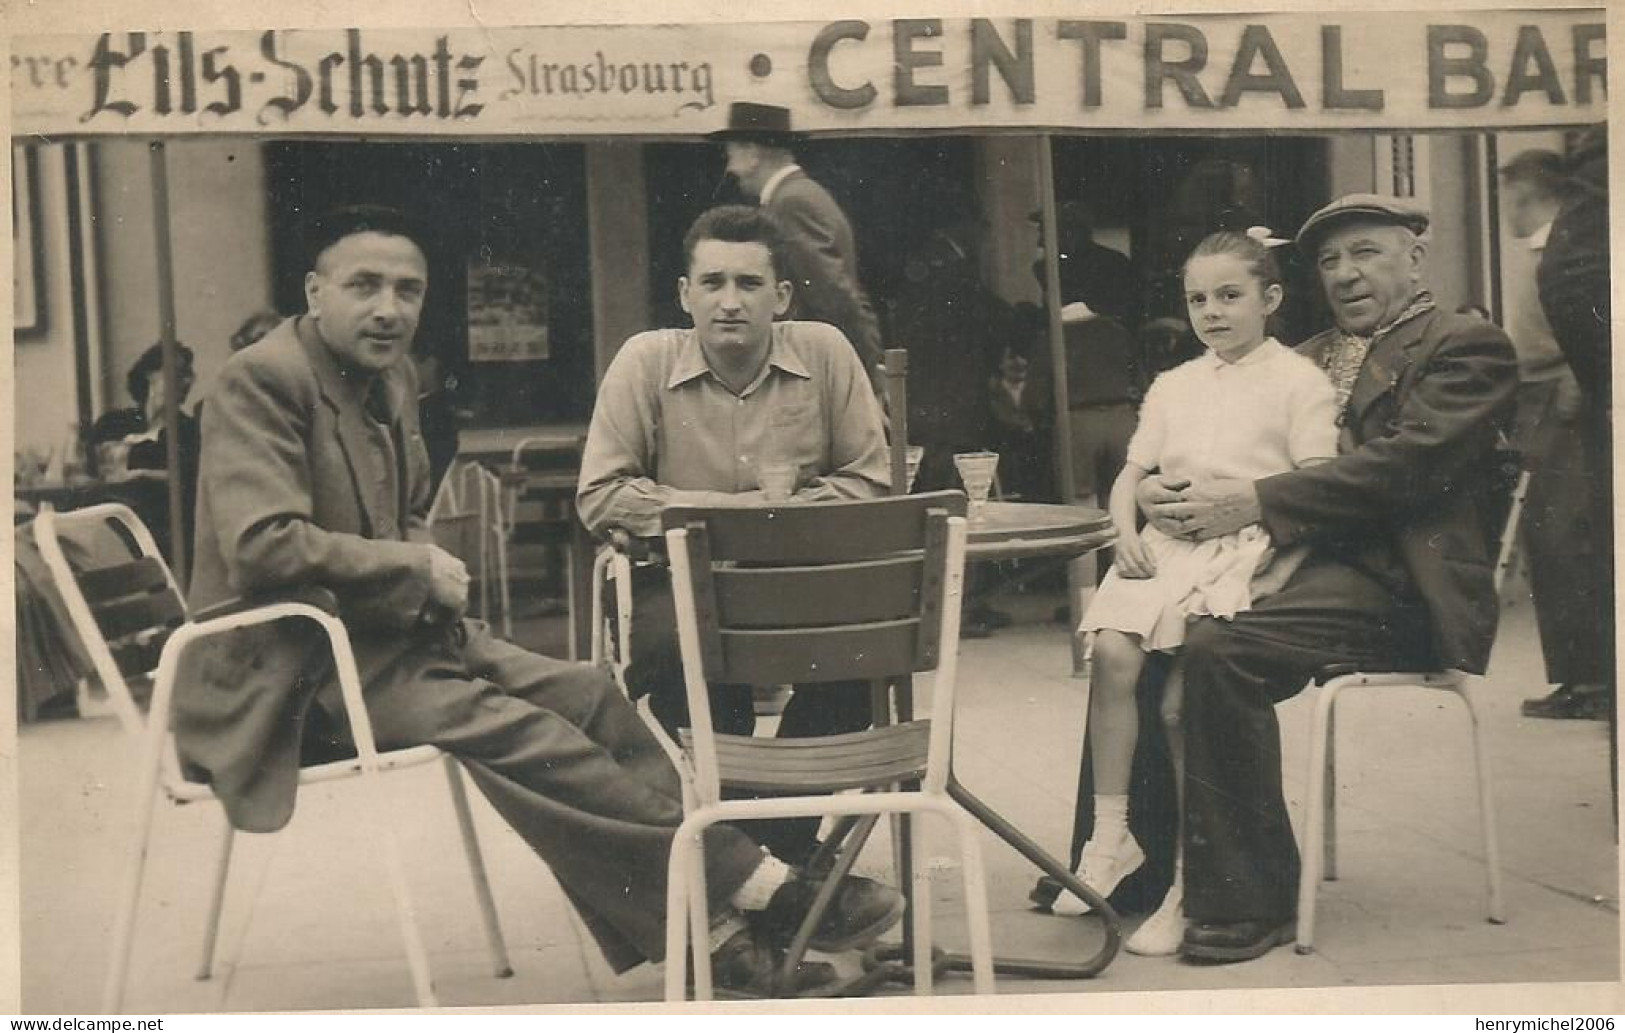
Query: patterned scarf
1318 291 1436 413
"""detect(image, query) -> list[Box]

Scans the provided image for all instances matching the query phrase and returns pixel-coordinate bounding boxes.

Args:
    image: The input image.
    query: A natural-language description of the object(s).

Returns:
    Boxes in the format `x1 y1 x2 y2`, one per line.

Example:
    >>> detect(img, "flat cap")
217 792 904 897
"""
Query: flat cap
1296 193 1430 252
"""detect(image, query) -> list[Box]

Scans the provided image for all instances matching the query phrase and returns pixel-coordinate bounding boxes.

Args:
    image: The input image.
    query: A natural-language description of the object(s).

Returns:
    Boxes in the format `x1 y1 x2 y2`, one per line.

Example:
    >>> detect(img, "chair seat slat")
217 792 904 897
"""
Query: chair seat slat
78 556 173 604
679 723 932 794
93 590 187 641
714 558 923 627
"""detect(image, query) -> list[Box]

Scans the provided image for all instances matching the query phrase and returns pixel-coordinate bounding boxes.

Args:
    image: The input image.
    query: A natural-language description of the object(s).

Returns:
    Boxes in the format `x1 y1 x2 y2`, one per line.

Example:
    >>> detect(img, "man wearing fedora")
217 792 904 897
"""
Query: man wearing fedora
1136 194 1518 962
712 102 885 387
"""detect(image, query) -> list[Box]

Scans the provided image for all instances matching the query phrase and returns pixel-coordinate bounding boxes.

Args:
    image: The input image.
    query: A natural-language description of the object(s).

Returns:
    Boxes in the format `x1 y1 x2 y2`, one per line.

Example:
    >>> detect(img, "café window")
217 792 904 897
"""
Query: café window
266 141 594 427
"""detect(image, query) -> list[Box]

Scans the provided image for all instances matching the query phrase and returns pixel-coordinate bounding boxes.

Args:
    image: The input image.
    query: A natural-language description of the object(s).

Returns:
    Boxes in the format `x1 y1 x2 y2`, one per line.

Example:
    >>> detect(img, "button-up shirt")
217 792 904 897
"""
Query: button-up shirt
577 321 890 538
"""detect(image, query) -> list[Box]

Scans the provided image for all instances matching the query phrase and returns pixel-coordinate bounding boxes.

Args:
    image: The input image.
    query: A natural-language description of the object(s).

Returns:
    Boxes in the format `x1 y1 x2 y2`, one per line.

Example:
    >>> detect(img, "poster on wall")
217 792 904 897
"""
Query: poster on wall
12 144 45 336
466 254 549 362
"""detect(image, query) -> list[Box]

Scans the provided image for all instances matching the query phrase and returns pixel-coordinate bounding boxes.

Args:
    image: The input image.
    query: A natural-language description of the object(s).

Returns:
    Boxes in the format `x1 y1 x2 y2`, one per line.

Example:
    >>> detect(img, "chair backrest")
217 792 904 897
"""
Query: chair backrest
662 491 969 795
33 503 189 738
883 347 911 496
428 460 507 618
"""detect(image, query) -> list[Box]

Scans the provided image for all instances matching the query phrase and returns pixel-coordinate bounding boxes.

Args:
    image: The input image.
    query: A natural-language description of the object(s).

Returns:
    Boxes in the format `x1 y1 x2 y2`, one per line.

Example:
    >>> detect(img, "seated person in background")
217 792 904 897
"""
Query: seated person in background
578 204 892 867
987 342 1050 502
230 309 285 352
87 341 201 559
181 203 900 998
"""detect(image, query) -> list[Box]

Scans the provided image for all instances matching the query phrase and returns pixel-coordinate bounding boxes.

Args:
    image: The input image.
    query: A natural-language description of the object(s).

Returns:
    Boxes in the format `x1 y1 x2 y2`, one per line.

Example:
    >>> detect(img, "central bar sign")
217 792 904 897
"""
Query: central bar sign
8 12 1607 138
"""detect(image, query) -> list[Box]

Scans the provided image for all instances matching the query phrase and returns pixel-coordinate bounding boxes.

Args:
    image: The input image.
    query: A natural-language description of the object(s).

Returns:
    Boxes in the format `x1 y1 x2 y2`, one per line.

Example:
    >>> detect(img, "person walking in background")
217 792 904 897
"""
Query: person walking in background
1496 149 1610 722
712 102 885 389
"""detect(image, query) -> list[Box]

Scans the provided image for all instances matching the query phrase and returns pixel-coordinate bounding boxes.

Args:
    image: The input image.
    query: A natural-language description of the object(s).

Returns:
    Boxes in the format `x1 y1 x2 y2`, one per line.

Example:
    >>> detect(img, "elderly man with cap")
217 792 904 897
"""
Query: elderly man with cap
712 102 885 387
1136 194 1518 962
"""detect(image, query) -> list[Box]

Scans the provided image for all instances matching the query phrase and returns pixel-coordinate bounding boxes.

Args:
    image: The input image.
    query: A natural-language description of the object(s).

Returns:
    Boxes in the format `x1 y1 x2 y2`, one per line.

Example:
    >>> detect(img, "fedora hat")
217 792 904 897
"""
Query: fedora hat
710 102 804 146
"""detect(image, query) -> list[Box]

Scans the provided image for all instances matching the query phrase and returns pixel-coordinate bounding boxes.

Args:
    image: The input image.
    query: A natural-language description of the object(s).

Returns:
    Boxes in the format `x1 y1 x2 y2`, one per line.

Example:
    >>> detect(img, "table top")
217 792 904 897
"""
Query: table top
965 500 1115 561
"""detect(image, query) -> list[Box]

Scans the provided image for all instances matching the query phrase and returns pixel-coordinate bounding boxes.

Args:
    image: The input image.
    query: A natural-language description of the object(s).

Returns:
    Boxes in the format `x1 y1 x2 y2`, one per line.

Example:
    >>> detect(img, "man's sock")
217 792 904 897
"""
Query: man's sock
729 854 794 912
708 913 749 953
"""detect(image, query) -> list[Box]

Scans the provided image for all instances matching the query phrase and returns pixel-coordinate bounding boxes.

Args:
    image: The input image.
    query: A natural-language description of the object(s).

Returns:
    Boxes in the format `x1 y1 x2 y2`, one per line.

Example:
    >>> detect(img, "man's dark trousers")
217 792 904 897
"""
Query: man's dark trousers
617 565 874 866
1181 556 1434 923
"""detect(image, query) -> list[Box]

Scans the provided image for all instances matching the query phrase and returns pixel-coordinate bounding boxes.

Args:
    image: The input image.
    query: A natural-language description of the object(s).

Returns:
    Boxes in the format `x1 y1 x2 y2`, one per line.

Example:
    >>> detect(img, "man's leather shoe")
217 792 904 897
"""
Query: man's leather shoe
708 926 838 999
759 873 906 953
1522 684 1611 721
1179 918 1295 964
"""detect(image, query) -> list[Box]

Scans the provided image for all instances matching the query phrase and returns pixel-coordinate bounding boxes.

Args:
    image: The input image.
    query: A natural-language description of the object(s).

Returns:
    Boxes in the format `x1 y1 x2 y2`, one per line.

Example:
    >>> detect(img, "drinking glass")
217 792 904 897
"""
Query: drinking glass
757 460 797 503
953 451 1000 521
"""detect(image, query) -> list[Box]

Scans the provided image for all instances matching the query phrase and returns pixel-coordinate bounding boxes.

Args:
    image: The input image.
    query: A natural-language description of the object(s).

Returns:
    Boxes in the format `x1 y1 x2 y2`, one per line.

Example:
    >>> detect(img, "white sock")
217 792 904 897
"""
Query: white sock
1093 794 1130 844
708 913 749 953
729 854 793 912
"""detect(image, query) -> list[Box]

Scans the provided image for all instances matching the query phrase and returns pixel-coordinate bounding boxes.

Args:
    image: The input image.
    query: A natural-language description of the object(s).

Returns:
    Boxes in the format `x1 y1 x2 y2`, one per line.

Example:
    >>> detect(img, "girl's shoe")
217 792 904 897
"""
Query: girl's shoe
1126 879 1184 956
1052 831 1145 916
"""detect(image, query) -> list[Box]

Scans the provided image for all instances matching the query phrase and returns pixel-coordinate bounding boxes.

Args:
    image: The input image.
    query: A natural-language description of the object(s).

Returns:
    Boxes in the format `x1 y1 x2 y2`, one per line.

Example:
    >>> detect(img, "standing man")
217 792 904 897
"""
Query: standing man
578 204 891 866
1140 195 1517 962
711 102 885 387
1535 125 1616 798
180 205 901 998
1497 150 1610 721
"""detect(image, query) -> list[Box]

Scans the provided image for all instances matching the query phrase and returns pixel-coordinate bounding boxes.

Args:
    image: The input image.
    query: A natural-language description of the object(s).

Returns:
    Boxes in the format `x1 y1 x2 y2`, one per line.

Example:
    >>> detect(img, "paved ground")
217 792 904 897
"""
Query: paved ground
14 580 1620 1014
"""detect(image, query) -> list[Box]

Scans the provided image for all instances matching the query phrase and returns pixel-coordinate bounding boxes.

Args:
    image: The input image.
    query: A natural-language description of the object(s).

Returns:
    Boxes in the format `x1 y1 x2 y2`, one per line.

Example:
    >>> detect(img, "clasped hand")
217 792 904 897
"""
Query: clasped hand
426 544 472 618
1136 474 1261 541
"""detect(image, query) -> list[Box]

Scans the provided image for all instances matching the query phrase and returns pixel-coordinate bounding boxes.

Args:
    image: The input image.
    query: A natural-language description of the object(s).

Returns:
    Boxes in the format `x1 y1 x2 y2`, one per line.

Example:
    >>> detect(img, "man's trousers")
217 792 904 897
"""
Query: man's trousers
617 566 874 866
343 619 766 975
1181 557 1434 924
1514 377 1613 686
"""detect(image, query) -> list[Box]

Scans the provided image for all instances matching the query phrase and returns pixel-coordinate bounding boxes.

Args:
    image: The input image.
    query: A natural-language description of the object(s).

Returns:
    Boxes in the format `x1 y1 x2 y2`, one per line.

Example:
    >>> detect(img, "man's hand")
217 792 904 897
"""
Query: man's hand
1114 530 1157 579
1137 474 1194 538
1155 478 1263 541
426 544 471 618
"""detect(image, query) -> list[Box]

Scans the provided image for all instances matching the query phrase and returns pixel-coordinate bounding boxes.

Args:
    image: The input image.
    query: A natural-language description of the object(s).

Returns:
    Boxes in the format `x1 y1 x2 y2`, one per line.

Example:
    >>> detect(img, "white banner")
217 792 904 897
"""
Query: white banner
8 12 1607 138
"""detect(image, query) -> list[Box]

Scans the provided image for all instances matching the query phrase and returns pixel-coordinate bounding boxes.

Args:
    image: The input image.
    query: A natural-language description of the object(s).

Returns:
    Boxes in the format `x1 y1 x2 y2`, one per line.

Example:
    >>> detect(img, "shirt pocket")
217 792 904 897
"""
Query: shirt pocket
765 402 825 471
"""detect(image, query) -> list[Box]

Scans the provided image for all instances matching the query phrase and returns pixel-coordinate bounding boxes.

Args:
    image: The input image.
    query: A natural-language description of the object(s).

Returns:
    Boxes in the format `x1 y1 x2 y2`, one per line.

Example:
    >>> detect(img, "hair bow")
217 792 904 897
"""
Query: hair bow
1246 225 1291 248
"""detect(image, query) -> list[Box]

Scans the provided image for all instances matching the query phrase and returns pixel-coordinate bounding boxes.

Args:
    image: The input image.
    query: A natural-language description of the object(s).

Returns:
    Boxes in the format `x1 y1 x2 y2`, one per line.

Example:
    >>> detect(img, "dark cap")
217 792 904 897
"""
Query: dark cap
303 204 435 269
709 102 804 146
1296 193 1430 252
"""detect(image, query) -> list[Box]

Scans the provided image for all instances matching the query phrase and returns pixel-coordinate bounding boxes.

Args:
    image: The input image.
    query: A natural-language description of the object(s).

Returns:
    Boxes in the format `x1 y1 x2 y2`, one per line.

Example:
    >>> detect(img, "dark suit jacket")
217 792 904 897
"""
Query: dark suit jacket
175 316 437 831
1258 308 1518 673
767 170 885 378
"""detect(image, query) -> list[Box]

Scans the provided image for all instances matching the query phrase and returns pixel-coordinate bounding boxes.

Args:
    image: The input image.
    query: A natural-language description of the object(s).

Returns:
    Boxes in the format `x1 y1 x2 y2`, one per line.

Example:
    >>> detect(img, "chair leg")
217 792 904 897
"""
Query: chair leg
442 756 513 977
687 845 713 1001
195 814 236 980
662 822 694 1002
1459 680 1507 924
101 782 165 1013
1296 682 1338 955
1324 699 1338 882
910 812 933 995
948 806 996 996
365 772 439 1007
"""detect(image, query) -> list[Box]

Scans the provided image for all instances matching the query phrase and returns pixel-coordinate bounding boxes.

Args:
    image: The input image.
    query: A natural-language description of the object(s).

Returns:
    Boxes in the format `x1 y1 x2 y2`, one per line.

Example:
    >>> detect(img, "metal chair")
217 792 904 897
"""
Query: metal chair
660 491 995 1000
428 459 513 636
35 503 512 1012
1295 469 1529 953
507 435 590 658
